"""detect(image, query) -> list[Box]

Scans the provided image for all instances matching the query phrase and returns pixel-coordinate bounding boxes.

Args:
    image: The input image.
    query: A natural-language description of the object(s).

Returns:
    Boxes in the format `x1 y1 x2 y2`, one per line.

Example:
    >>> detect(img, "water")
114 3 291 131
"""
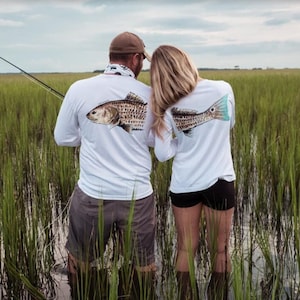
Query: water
51 262 70 300
0 186 299 299
50 202 299 299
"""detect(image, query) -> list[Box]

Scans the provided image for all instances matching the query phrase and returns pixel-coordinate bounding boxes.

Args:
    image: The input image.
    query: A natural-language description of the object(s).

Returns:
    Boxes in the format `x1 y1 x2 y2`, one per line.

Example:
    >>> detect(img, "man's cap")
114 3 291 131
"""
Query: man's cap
109 32 151 62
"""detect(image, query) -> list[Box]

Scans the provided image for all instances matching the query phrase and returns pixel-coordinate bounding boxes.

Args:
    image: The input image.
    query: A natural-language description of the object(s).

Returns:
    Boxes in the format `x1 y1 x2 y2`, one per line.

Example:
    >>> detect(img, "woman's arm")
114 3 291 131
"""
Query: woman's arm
154 111 178 162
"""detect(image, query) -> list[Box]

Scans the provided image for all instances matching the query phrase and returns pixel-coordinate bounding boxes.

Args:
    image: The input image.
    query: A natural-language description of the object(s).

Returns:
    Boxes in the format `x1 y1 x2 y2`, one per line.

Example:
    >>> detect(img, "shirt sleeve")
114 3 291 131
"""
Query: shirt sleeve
227 83 235 129
143 107 155 147
54 87 81 147
228 89 235 128
154 111 178 162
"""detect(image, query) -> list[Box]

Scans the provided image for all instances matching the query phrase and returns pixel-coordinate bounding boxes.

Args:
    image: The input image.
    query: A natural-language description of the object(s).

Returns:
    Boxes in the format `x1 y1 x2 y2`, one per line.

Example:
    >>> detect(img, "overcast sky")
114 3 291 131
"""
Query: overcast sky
1 0 300 73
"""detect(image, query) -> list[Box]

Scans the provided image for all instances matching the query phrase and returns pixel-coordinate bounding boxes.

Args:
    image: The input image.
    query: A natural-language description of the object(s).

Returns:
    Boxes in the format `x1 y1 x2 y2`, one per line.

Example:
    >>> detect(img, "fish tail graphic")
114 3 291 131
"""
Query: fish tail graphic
210 95 230 121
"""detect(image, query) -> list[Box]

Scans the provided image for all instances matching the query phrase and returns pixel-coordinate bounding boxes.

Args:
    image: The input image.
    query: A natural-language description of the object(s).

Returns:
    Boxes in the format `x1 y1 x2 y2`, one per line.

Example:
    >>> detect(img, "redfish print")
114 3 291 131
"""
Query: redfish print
86 92 147 133
171 95 230 135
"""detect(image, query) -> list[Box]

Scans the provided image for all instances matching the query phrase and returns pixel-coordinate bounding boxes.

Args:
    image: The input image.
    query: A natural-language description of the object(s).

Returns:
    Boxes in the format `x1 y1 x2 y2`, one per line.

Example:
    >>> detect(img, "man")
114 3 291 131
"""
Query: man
54 32 156 299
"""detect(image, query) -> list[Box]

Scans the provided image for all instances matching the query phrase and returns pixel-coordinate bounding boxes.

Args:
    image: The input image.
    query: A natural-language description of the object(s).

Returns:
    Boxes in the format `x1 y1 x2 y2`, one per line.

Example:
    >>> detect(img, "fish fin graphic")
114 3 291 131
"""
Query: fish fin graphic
125 92 145 104
183 129 193 136
104 109 120 129
120 123 132 133
109 122 120 129
209 95 230 121
110 108 120 125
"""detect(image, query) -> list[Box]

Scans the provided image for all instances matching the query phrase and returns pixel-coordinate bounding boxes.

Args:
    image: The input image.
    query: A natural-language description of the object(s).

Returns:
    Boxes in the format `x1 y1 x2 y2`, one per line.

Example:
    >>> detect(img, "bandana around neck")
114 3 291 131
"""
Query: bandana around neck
104 64 135 78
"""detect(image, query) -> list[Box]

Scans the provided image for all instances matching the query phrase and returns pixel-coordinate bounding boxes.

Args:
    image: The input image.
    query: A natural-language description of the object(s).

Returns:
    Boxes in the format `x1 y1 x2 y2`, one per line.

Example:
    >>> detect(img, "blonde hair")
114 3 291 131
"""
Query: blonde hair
150 45 199 139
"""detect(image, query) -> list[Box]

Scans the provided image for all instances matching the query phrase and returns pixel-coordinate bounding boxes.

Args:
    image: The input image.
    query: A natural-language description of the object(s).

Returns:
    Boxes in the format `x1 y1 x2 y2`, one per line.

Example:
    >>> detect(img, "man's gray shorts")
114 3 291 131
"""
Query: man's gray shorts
66 185 156 267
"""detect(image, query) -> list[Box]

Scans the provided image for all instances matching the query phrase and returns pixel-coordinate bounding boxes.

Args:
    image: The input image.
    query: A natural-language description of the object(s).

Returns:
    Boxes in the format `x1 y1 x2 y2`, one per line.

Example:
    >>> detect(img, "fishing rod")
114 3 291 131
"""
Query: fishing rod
0 56 65 100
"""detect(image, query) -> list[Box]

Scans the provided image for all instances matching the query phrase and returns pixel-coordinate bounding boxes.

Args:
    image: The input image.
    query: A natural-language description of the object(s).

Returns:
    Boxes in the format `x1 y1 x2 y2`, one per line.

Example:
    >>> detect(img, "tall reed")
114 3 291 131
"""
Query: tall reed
0 69 299 299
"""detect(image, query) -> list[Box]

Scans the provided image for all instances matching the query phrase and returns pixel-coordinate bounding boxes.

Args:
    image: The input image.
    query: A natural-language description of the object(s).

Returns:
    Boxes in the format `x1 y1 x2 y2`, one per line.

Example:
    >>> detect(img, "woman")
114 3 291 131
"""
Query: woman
150 45 236 300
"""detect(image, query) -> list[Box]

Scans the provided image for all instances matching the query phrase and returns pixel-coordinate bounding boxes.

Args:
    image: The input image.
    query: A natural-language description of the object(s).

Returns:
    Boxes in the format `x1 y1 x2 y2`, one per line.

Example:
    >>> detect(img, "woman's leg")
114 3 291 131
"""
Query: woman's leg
172 203 202 300
204 206 234 300
203 206 234 273
172 203 203 272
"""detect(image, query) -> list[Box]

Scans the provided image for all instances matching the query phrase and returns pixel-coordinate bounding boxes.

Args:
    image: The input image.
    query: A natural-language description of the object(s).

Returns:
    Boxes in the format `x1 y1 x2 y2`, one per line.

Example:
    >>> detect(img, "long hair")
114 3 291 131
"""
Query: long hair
150 45 199 139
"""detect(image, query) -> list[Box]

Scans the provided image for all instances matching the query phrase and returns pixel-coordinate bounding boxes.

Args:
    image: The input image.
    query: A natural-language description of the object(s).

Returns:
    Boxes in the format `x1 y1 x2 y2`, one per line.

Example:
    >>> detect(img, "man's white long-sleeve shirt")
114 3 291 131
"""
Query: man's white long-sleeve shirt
54 74 153 200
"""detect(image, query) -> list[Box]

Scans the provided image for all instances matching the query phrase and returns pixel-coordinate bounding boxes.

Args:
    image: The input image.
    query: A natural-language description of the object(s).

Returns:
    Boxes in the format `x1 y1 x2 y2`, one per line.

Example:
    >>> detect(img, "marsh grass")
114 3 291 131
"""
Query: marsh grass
0 69 299 299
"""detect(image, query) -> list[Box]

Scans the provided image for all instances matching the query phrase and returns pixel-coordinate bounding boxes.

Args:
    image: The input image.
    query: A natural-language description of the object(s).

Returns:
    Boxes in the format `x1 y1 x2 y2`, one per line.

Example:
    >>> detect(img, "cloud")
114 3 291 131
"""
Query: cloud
0 2 29 13
265 18 291 26
0 0 300 72
203 40 300 56
263 8 300 26
0 18 23 27
52 2 106 14
141 15 226 33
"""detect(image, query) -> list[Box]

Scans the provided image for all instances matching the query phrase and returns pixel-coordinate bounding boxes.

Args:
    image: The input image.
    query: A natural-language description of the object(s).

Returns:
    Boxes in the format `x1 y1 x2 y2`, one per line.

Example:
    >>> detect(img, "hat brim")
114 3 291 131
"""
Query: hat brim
144 50 151 62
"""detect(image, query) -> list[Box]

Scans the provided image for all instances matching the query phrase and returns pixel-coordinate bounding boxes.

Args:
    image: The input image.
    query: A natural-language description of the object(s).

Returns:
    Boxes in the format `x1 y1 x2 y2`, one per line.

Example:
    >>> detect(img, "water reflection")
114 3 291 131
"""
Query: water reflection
51 261 70 300
51 200 299 299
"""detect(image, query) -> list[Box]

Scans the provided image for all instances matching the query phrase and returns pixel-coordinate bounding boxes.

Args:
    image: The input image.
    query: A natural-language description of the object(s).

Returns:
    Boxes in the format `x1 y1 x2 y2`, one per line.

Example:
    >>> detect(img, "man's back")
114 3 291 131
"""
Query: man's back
54 73 153 200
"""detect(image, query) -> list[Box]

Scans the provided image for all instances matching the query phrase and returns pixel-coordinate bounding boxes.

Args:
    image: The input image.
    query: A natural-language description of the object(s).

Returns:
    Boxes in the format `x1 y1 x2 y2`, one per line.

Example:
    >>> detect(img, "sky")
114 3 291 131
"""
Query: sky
1 0 300 73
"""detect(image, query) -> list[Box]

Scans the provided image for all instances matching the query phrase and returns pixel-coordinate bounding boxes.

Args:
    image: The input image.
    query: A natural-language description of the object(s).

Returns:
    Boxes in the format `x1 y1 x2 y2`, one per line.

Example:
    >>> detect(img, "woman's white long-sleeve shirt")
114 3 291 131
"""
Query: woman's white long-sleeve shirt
154 79 236 193
54 74 153 200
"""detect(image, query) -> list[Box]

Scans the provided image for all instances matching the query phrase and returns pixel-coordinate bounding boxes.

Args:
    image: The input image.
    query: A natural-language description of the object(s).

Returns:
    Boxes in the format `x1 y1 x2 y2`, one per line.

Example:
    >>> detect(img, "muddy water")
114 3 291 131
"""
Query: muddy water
52 265 70 300
51 208 298 300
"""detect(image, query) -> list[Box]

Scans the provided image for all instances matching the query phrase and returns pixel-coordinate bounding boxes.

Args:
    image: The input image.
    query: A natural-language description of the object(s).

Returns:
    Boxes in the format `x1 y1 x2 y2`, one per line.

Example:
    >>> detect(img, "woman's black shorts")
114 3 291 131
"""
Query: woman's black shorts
170 179 235 210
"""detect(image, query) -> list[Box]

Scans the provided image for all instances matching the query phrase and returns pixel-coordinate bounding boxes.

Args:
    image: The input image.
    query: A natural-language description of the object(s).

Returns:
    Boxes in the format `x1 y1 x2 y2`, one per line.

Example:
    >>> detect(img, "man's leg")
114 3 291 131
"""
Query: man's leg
67 252 91 299
68 252 111 299
118 194 157 299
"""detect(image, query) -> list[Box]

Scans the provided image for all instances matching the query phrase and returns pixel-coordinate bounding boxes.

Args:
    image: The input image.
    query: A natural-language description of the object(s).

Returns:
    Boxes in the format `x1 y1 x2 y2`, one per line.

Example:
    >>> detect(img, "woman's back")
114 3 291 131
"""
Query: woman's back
154 79 236 193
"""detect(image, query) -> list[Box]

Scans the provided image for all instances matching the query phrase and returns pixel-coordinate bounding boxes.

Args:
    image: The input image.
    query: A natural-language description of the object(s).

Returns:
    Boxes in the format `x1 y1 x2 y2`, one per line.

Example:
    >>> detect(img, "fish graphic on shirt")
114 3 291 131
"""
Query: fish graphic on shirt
86 92 147 133
171 94 230 136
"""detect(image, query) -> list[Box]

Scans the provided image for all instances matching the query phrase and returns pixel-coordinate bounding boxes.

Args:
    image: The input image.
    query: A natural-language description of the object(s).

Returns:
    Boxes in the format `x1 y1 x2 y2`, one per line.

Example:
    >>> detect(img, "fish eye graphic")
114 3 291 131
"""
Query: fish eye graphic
91 111 97 115
210 107 215 113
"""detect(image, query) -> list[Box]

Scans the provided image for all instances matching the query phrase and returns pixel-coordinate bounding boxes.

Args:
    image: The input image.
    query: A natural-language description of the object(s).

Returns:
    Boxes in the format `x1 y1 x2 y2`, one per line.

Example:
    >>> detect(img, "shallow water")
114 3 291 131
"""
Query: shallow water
51 263 70 300
0 190 298 300
50 204 299 300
